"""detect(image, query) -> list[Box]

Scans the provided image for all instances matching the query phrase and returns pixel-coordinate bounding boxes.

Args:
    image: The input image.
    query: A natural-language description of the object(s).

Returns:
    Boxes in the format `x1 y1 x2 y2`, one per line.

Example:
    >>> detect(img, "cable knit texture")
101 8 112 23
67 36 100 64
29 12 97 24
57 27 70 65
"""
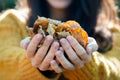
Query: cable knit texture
0 10 120 80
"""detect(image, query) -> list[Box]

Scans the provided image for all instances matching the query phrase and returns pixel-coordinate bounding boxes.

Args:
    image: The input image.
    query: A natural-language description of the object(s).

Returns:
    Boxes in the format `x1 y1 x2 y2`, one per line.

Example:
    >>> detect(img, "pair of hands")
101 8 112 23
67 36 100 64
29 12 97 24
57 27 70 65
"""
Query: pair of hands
21 34 98 73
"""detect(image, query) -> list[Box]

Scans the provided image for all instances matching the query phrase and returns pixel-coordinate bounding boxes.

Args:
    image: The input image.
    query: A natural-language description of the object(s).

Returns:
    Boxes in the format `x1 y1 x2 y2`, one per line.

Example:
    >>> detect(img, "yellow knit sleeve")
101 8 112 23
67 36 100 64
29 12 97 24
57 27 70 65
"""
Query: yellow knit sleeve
1 9 120 80
62 32 120 80
0 10 60 80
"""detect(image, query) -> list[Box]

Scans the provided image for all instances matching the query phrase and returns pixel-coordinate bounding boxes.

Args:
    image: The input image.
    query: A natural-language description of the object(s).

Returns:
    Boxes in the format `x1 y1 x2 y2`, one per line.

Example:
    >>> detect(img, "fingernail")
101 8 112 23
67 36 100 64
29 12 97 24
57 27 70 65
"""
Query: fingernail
24 37 30 45
67 36 72 41
20 37 30 48
32 63 38 68
20 40 24 48
47 35 53 38
60 39 65 44
25 37 31 43
59 47 64 51
36 34 42 39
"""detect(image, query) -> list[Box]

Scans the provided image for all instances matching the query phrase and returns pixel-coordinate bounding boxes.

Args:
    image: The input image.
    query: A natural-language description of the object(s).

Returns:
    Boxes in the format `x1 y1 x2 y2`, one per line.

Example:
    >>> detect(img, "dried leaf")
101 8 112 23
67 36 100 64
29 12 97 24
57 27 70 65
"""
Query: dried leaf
27 27 35 38
39 25 46 37
55 31 70 39
65 21 81 28
31 16 89 48
48 18 61 26
47 23 55 36
71 28 88 47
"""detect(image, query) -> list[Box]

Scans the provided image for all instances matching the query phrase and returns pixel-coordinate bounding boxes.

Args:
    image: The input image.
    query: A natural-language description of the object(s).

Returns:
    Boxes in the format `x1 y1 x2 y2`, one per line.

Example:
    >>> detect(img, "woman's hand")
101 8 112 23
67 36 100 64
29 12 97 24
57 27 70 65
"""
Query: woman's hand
50 36 98 73
20 34 60 71
21 34 98 73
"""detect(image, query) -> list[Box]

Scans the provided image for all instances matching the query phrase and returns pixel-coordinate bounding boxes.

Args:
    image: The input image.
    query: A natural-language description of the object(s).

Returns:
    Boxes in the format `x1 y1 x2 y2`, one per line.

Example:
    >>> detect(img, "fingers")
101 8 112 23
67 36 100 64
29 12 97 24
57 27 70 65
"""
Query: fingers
39 41 59 71
26 34 43 59
24 34 96 72
59 47 64 52
66 36 90 62
20 37 31 49
50 60 63 73
86 37 98 54
32 35 53 67
55 50 75 70
60 38 84 67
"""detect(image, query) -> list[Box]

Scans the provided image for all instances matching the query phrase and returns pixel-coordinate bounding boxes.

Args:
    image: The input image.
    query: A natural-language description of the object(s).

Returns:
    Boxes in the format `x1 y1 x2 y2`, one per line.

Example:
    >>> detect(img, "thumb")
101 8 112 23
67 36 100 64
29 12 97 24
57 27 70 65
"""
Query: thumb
86 37 98 54
20 37 31 50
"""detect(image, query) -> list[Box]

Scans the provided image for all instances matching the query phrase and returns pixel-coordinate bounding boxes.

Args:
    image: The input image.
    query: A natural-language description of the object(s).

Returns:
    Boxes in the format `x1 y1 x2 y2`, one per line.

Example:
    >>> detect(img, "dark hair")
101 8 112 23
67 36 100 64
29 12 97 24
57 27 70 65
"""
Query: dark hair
27 0 101 36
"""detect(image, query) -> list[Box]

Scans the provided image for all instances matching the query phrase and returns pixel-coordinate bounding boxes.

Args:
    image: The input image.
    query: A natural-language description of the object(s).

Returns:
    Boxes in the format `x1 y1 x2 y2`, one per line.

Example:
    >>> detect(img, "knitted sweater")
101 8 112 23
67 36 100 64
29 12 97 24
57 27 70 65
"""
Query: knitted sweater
0 10 120 80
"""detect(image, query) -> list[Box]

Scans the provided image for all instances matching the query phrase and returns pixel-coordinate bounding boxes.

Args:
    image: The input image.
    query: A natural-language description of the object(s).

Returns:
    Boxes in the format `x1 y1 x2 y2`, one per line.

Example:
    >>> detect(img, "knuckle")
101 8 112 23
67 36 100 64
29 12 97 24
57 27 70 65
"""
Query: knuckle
59 47 63 51
72 42 78 47
82 54 90 62
55 51 62 57
40 61 50 69
79 63 84 68
56 70 62 73
64 66 70 69
85 55 91 63
32 60 39 67
56 71 60 73
87 57 91 62
34 34 42 40
65 45 71 51
26 48 32 54
80 52 87 59
81 50 86 55
51 62 56 66
77 61 84 68
64 64 74 70
71 56 78 63
62 62 69 69
42 42 48 47
53 42 59 48
39 67 46 71
26 50 33 59
67 66 75 70
39 64 48 71
36 52 42 57
86 56 91 63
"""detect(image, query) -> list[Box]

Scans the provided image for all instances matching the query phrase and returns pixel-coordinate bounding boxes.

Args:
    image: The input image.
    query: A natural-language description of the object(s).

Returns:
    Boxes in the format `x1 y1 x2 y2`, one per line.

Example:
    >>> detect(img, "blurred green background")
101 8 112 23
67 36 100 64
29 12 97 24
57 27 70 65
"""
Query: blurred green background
0 0 17 12
116 0 120 17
